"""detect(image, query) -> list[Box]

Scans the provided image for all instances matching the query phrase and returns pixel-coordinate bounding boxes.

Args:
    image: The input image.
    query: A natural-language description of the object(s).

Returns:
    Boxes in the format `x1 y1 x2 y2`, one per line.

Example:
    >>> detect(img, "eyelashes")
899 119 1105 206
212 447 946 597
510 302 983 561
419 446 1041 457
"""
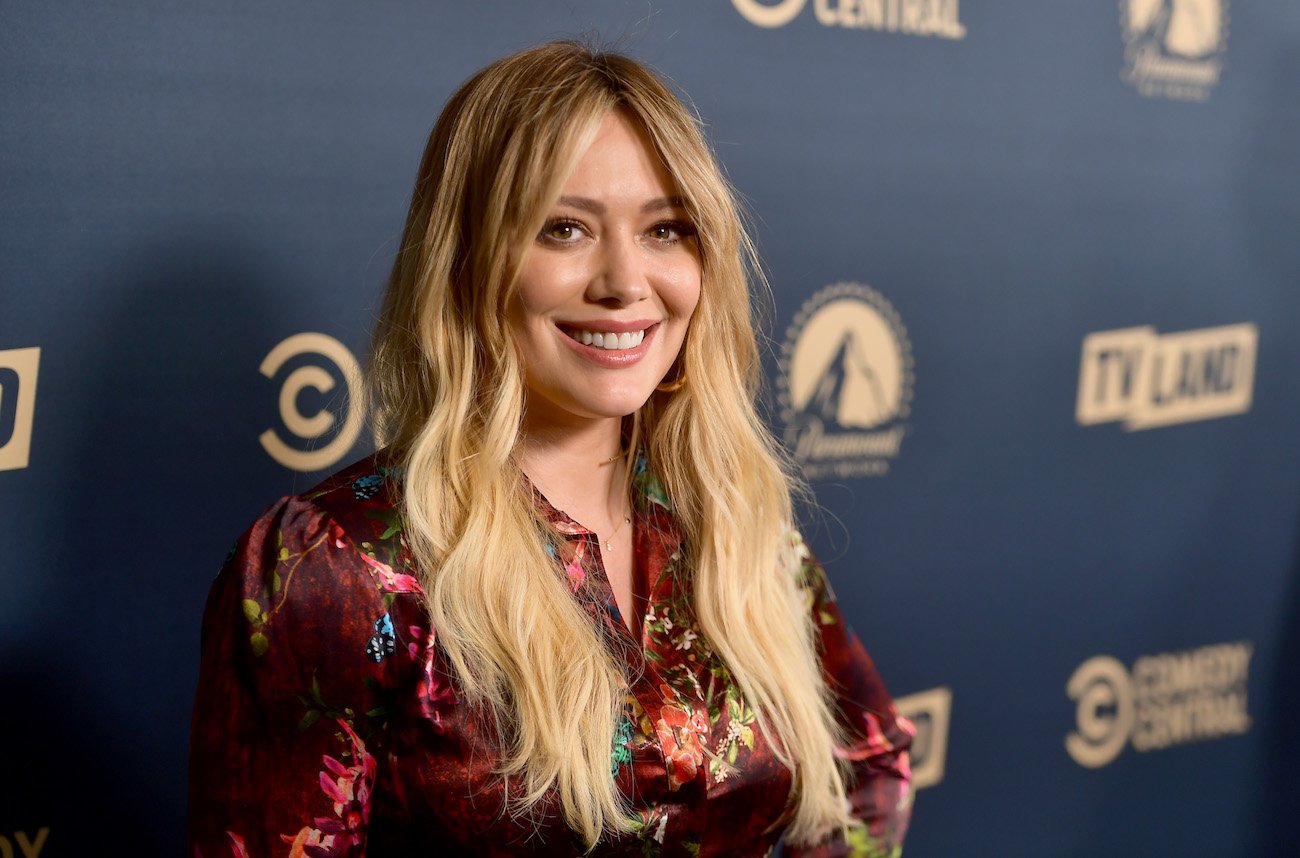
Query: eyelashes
648 219 697 244
537 217 697 247
539 218 584 243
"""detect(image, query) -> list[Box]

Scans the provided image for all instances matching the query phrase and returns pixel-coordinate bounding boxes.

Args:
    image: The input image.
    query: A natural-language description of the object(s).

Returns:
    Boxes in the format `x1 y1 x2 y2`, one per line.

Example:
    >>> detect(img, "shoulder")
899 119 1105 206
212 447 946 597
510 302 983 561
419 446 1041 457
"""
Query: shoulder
247 451 421 596
198 454 426 698
300 451 407 551
208 452 422 644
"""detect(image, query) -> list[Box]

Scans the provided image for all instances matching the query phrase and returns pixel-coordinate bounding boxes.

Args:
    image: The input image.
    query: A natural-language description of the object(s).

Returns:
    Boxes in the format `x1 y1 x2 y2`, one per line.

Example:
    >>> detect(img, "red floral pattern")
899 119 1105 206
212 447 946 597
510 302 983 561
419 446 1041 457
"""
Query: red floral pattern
188 454 913 856
654 703 710 790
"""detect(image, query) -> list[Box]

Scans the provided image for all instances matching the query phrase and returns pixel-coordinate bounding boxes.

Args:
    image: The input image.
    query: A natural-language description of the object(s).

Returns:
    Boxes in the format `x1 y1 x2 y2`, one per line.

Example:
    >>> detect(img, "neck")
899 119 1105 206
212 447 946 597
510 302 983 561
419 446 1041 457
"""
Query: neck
518 413 628 526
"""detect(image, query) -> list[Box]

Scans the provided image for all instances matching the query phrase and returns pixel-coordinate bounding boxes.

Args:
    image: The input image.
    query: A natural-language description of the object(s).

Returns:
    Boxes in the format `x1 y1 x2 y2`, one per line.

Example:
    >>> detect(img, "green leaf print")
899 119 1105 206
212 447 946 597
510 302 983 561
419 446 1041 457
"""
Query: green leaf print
366 506 404 540
249 632 269 657
845 822 902 858
298 709 321 731
241 598 262 623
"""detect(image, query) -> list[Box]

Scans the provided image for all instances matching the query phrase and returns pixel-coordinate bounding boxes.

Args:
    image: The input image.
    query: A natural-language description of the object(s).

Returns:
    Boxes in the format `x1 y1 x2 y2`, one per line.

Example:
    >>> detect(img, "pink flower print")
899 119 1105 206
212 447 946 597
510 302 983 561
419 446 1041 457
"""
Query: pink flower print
416 635 456 728
356 551 423 594
285 719 375 856
835 709 915 782
564 556 586 591
329 521 349 550
407 625 427 662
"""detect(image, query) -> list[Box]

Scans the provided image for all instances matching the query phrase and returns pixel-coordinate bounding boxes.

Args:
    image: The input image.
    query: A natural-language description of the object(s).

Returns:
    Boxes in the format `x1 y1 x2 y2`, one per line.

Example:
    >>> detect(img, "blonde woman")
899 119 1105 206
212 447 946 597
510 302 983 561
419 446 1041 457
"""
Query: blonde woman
188 42 913 857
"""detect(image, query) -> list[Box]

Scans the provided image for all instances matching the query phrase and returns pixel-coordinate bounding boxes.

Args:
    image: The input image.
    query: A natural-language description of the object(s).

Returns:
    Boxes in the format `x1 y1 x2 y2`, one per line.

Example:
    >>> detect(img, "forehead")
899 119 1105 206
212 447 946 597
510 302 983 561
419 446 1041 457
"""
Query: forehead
558 110 681 203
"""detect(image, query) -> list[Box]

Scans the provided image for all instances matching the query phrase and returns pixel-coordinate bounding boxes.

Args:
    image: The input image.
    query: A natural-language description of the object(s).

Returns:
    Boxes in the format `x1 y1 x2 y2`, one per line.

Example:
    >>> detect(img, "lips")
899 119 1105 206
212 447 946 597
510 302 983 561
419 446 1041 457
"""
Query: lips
557 321 659 366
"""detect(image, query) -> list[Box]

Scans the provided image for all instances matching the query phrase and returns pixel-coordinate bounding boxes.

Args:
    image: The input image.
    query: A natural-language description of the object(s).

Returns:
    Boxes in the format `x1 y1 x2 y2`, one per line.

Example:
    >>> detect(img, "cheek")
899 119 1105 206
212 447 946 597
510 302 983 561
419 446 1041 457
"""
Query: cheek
664 273 701 360
681 275 702 318
662 260 703 319
514 255 590 319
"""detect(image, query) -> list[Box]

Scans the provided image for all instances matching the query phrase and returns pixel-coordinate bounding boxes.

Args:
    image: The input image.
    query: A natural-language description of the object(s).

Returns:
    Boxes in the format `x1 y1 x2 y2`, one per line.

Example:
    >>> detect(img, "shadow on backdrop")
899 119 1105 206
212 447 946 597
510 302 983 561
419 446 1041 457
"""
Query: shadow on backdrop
4 232 290 854
1240 39 1300 858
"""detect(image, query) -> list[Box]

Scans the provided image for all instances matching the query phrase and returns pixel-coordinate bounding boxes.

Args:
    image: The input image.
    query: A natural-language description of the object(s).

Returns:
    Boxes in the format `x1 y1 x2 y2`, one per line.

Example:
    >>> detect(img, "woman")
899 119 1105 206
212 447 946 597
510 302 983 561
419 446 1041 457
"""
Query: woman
188 42 913 857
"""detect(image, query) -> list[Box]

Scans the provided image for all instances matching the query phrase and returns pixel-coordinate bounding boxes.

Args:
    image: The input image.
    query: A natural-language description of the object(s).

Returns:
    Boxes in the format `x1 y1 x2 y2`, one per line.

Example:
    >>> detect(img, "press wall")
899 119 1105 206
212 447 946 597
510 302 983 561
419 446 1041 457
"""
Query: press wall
3 2 1298 855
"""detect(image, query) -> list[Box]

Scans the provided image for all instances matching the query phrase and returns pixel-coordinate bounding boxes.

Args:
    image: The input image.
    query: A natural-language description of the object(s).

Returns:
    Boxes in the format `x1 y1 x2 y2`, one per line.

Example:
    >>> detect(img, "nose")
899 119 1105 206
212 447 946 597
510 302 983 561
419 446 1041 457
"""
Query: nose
587 233 650 306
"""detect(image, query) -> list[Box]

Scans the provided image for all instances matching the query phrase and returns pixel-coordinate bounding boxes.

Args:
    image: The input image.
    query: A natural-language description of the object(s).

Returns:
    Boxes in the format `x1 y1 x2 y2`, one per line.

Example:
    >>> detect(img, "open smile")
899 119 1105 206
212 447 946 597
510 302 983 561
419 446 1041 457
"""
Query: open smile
556 321 660 366
565 327 645 350
559 322 659 352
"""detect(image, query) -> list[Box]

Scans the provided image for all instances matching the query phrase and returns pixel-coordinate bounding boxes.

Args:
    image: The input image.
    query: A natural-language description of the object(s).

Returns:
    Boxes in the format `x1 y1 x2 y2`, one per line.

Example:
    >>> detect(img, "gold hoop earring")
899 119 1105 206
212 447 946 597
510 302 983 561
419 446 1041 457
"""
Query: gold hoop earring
655 372 687 394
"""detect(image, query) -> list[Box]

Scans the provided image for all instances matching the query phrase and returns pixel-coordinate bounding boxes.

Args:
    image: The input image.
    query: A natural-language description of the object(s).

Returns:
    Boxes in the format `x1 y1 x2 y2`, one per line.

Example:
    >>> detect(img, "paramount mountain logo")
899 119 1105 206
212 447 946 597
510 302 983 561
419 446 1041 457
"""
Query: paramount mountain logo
779 283 912 479
1121 0 1229 101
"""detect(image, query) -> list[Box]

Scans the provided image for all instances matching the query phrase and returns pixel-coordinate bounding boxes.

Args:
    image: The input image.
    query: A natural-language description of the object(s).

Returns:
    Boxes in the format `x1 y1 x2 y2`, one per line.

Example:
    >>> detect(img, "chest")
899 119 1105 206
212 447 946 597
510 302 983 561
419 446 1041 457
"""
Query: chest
366 535 795 856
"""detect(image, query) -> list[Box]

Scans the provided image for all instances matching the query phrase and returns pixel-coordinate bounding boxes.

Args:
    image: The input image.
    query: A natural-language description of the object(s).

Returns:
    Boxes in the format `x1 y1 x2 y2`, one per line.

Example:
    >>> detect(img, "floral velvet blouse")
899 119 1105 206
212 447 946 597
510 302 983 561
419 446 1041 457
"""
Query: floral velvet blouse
187 454 914 857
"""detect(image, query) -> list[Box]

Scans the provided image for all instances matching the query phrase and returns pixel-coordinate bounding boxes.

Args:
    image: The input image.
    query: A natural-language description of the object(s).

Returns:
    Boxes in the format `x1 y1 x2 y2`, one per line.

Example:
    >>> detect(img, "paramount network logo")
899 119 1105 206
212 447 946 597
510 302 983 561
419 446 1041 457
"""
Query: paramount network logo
1121 0 1228 100
779 283 912 479
0 346 41 472
731 0 965 39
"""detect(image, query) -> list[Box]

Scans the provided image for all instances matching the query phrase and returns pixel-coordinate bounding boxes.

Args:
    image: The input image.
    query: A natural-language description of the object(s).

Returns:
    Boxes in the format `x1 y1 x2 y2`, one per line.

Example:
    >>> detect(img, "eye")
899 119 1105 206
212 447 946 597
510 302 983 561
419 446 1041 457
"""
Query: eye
539 218 586 245
648 219 697 244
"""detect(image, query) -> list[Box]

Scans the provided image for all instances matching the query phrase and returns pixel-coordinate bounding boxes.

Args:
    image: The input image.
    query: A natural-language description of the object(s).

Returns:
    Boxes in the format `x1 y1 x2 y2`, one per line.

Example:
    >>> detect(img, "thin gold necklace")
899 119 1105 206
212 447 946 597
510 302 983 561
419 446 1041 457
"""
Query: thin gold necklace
602 510 632 553
602 448 631 552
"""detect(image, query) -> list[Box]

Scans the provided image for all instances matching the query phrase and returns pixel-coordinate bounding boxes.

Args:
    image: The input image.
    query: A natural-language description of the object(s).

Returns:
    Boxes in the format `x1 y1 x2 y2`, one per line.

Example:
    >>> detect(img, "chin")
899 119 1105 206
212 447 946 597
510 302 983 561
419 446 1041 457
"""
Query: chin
570 388 658 420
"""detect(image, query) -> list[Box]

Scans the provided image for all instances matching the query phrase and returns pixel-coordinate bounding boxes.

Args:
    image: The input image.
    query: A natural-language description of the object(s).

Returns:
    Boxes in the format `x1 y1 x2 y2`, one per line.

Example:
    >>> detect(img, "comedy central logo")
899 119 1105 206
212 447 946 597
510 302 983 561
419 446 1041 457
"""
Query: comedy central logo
1065 642 1252 768
732 0 807 28
779 283 912 479
731 0 966 39
1121 0 1228 100
260 332 364 473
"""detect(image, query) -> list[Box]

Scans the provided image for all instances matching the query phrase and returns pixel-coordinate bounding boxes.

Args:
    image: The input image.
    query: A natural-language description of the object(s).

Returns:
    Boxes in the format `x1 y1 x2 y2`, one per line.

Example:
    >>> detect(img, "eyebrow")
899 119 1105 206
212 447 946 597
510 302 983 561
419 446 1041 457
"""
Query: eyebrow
556 195 686 215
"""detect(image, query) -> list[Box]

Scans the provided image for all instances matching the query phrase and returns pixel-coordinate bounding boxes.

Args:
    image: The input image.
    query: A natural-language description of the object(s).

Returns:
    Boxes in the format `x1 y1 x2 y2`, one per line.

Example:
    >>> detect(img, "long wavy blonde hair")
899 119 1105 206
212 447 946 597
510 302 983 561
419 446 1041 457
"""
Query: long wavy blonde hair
369 42 853 849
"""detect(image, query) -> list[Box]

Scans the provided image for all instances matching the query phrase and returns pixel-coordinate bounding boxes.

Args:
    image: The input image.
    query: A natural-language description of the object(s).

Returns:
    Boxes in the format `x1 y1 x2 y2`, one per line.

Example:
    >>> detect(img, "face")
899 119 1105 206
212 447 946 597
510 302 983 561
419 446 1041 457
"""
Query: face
507 110 701 432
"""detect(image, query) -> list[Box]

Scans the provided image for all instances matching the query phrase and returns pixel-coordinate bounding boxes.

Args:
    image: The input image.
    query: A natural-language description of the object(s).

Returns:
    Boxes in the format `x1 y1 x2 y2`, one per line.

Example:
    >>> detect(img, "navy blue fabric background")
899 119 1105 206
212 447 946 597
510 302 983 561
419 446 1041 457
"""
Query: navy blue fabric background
2 2 1298 855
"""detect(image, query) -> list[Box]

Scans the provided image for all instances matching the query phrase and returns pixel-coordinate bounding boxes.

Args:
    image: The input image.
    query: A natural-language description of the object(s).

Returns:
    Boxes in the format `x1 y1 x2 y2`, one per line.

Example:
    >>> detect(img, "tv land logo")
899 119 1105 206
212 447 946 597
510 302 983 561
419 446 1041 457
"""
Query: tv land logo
260 333 364 473
1075 323 1256 431
779 283 912 479
1065 641 1252 768
0 346 41 472
731 0 965 39
894 686 952 789
1121 0 1228 101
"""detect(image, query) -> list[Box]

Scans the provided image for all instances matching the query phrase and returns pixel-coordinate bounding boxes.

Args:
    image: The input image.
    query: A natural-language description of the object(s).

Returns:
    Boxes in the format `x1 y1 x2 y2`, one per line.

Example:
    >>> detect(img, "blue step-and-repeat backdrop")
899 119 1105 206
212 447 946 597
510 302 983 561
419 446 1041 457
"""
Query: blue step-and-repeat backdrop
3 2 1298 855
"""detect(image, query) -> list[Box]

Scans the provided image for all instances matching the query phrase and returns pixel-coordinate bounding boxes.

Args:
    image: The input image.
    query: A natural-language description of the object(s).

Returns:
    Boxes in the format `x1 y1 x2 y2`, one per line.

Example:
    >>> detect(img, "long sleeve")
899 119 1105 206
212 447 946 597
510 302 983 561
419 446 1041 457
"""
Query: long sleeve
187 496 404 857
786 533 915 858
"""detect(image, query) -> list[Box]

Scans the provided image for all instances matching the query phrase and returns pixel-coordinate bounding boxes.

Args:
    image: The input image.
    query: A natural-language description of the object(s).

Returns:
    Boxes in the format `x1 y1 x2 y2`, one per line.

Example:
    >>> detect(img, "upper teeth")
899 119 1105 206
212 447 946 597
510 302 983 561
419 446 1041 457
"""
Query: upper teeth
572 329 646 350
